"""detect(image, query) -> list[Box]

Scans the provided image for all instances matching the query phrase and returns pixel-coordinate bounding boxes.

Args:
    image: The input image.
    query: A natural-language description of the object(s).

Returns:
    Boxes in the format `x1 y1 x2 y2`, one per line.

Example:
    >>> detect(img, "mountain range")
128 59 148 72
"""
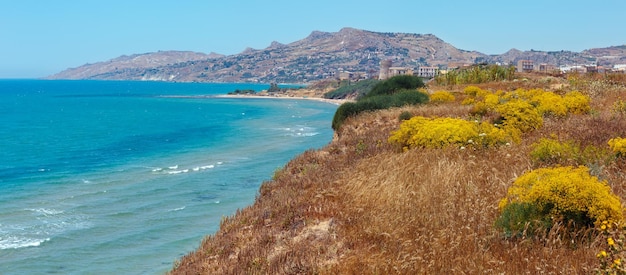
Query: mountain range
46 27 626 83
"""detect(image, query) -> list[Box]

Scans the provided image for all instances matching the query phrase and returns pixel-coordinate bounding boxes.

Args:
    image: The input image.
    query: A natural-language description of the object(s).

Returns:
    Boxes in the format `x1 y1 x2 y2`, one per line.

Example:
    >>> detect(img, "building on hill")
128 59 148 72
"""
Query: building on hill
538 63 557 73
517 60 534 72
447 62 472 70
339 71 368 81
417 66 438 78
378 60 414 80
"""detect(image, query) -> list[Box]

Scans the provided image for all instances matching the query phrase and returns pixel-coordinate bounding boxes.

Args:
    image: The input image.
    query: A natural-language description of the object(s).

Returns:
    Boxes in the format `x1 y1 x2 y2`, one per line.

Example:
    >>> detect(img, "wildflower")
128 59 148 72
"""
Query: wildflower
467 139 474 144
614 258 622 266
598 250 608 258
479 133 486 137
608 237 615 247
460 146 465 150
601 224 607 230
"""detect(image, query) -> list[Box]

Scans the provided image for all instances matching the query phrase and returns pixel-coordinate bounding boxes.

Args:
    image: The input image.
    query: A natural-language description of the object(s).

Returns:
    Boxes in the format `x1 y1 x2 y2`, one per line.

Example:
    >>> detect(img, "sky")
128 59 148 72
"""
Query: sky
1 0 625 78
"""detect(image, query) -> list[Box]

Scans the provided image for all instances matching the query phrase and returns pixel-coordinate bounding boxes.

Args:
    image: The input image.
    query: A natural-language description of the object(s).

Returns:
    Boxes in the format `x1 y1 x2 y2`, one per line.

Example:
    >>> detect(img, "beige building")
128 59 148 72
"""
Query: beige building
379 60 414 80
517 60 534 72
417 66 438 78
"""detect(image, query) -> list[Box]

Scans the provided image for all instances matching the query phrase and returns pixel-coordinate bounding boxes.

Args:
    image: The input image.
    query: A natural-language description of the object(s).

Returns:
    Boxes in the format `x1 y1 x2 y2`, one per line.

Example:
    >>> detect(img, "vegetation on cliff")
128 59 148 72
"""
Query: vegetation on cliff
331 75 428 130
170 71 626 274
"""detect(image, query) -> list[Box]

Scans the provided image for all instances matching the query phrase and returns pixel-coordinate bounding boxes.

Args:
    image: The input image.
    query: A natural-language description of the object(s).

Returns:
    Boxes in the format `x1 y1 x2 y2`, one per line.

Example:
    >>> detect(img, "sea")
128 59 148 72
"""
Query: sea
0 80 338 274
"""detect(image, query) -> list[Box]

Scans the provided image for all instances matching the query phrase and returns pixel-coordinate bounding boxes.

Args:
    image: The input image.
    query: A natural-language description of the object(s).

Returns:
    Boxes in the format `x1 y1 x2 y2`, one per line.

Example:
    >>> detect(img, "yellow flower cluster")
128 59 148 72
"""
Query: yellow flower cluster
499 166 623 227
530 137 580 164
429 90 456 103
495 99 543 133
563 91 591 115
613 100 626 116
609 137 626 156
596 221 626 274
463 87 591 131
388 116 512 149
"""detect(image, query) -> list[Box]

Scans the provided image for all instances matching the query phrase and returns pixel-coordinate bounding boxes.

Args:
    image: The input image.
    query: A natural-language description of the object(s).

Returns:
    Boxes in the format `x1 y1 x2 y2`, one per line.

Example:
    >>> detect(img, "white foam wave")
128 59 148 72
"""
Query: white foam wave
26 208 64 216
153 161 222 175
0 236 50 250
168 206 186 212
279 126 319 137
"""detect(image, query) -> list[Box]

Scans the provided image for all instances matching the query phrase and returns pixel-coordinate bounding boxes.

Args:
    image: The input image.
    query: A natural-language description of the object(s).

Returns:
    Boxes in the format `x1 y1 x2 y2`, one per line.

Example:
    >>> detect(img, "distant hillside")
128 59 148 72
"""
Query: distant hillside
47 51 222 81
46 28 626 83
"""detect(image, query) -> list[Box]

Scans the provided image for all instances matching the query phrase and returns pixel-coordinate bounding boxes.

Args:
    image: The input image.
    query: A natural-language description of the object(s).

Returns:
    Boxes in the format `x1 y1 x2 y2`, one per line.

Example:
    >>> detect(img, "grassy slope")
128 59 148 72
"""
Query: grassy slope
171 73 626 274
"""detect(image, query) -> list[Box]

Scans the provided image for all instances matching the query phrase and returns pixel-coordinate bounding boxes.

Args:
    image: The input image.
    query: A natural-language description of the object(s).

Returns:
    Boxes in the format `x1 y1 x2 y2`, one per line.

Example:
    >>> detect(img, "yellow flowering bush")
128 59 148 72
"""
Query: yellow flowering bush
388 116 513 149
530 91 568 117
429 90 455 103
563 91 591 115
463 85 485 97
609 137 626 157
495 99 544 133
613 100 626 116
497 166 623 236
463 88 591 127
530 137 580 165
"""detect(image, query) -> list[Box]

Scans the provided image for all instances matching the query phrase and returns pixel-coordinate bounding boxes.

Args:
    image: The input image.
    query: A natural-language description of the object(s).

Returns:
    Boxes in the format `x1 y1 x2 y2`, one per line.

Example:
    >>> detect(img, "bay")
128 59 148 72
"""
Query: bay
0 80 337 274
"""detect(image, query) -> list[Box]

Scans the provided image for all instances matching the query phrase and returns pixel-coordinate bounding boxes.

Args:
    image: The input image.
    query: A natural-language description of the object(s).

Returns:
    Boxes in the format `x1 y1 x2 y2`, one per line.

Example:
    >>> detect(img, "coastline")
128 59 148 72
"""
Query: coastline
214 93 351 105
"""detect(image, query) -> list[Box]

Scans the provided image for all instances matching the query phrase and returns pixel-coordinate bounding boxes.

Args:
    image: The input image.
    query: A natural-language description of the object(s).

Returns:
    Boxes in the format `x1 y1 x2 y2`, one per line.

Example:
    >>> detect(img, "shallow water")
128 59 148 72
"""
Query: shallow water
0 80 337 274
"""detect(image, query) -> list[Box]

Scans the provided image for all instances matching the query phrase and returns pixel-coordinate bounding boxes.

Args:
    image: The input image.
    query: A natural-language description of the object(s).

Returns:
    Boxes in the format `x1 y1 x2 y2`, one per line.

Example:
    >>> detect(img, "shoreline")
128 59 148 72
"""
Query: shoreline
214 94 351 105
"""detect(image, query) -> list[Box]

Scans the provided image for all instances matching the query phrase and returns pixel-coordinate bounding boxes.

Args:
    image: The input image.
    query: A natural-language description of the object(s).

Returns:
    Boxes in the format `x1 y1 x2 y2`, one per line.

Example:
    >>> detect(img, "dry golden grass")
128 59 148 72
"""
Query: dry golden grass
171 73 626 274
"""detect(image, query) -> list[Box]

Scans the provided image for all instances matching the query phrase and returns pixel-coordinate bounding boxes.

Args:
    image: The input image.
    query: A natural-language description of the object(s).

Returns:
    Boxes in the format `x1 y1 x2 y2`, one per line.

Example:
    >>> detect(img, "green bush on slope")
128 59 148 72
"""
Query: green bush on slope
332 75 427 130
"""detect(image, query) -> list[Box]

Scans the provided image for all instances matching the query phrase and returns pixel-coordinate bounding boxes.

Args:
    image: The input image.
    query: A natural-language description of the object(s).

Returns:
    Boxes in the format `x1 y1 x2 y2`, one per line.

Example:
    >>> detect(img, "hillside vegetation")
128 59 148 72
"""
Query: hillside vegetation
170 71 626 274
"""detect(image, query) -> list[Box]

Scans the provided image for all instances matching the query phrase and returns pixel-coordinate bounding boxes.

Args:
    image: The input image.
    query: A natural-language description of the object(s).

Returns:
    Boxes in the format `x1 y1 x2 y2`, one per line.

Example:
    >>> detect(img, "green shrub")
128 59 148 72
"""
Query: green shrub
435 64 515 85
332 89 429 130
497 166 624 237
398 111 412 121
390 89 429 107
365 75 425 98
324 79 379 99
332 102 360 130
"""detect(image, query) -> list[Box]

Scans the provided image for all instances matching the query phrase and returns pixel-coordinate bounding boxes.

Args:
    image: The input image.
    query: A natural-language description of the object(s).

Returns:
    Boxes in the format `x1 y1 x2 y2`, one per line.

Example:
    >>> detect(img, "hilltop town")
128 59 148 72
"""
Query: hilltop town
47 28 626 84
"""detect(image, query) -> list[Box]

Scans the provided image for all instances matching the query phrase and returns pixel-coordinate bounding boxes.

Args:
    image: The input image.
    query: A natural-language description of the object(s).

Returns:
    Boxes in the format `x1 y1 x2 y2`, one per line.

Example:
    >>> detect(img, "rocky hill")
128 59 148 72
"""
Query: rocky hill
46 27 626 83
47 51 222 81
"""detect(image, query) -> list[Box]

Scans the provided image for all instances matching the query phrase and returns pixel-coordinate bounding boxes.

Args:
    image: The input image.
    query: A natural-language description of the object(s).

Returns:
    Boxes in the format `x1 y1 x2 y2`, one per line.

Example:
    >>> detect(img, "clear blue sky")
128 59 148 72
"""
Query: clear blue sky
1 0 624 78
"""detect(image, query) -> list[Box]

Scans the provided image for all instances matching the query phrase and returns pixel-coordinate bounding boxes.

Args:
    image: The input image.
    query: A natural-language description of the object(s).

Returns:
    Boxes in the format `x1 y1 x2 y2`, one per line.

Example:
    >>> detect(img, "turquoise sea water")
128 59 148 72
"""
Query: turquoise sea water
0 80 337 274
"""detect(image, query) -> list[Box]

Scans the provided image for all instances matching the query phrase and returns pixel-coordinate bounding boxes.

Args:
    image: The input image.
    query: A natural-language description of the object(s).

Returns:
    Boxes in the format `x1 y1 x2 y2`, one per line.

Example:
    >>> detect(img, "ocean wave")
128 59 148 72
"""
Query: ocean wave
151 162 222 175
167 206 186 212
0 236 50 250
279 126 319 137
0 208 91 250
26 208 64 216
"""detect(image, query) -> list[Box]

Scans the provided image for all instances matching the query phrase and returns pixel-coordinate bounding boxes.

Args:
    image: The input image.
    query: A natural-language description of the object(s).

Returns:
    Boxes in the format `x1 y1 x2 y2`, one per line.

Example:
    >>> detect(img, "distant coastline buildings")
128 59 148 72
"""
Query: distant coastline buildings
377 60 438 80
516 59 626 74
